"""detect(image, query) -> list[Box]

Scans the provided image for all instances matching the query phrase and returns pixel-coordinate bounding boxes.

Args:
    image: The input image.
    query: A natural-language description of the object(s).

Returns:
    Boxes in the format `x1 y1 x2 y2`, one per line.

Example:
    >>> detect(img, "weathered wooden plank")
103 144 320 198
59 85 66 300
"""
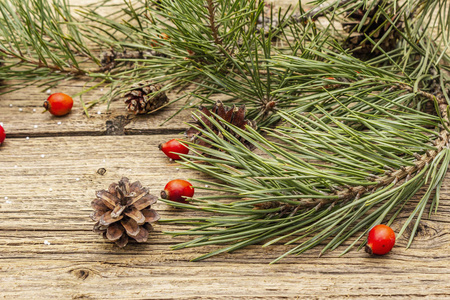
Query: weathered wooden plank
1 135 449 223
0 136 449 300
0 134 201 196
0 216 449 259
0 255 449 299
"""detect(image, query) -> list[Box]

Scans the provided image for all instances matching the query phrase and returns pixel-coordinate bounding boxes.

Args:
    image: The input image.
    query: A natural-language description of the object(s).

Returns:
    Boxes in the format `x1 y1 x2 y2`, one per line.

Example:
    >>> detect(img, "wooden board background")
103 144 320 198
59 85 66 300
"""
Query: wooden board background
1 0 449 299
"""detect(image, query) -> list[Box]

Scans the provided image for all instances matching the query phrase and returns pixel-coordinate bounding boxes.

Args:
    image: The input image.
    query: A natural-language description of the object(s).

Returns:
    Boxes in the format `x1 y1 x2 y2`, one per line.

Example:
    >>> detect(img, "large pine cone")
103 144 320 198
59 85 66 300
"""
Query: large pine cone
123 81 168 114
186 100 257 152
91 177 160 247
342 1 402 57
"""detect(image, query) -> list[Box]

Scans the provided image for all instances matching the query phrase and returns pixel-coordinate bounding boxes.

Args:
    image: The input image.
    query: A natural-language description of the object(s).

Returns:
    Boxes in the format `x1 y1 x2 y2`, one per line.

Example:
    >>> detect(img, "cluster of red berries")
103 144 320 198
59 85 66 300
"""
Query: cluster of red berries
159 139 194 203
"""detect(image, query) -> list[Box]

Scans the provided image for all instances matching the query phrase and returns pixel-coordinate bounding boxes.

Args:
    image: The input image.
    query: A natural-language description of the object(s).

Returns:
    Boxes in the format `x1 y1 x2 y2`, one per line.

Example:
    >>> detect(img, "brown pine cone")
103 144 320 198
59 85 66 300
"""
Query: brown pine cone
123 81 169 114
186 100 257 153
91 177 160 247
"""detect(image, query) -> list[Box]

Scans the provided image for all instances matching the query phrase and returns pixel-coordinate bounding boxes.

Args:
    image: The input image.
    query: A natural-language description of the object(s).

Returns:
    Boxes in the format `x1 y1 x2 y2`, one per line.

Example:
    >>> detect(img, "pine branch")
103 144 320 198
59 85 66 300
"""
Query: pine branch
0 0 153 94
0 48 118 76
320 83 450 209
161 36 450 258
165 86 450 260
0 0 112 89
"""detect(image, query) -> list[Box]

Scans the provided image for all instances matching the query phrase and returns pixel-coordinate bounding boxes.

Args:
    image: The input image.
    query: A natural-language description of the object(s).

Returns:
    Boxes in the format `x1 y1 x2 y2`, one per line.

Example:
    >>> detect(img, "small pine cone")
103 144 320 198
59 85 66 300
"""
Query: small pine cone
186 100 257 153
342 1 402 58
123 81 168 114
91 177 160 247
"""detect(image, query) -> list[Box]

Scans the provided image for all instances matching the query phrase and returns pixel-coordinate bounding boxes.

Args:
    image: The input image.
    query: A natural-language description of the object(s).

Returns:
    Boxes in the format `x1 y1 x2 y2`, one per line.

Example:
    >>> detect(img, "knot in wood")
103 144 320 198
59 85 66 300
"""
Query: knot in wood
70 268 95 280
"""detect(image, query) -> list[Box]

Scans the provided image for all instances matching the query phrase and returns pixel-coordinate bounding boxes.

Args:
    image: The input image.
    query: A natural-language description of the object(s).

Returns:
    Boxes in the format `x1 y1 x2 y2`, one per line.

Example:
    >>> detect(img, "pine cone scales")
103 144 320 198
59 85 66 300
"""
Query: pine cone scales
91 177 160 247
123 81 168 114
186 100 257 151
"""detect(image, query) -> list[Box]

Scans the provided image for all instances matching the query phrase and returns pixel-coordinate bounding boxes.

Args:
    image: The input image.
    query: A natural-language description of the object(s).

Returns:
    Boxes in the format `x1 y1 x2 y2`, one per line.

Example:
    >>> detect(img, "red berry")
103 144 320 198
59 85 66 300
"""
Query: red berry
159 139 189 160
365 224 396 255
161 179 194 203
0 124 5 145
43 93 73 116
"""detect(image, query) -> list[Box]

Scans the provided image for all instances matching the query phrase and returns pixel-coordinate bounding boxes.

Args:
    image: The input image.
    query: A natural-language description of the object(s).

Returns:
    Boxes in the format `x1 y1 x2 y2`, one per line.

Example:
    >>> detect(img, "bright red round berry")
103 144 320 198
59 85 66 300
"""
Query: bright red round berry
159 139 189 160
161 179 194 203
365 224 395 256
0 124 5 145
43 93 73 116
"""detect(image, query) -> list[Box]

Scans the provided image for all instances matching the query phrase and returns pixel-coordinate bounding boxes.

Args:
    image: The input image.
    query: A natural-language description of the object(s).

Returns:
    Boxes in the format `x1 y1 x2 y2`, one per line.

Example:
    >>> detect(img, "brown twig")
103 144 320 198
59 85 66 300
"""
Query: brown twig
205 0 222 46
0 48 135 77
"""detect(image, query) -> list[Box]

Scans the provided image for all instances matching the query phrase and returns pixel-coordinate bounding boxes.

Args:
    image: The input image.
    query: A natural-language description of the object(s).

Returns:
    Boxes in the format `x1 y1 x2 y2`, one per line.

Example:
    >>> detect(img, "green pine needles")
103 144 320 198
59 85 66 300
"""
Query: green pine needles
154 0 450 261
163 77 450 262
1 0 450 261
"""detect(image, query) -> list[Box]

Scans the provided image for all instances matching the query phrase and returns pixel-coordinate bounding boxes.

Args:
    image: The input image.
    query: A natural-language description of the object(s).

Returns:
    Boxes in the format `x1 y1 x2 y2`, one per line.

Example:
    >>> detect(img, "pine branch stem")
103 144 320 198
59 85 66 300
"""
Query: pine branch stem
0 48 116 77
205 0 222 46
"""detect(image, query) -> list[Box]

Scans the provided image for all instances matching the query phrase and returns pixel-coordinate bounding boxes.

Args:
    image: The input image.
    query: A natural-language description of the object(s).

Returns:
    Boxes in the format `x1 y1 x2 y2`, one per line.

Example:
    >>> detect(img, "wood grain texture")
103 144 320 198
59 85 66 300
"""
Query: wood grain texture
1 0 449 298
0 135 449 299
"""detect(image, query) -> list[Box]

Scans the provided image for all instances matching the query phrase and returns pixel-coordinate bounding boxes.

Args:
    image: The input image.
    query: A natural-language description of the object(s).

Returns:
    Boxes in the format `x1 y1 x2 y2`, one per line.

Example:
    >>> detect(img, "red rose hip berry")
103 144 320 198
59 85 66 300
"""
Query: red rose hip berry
0 124 5 145
161 179 194 203
159 139 189 160
365 224 395 255
43 93 73 116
